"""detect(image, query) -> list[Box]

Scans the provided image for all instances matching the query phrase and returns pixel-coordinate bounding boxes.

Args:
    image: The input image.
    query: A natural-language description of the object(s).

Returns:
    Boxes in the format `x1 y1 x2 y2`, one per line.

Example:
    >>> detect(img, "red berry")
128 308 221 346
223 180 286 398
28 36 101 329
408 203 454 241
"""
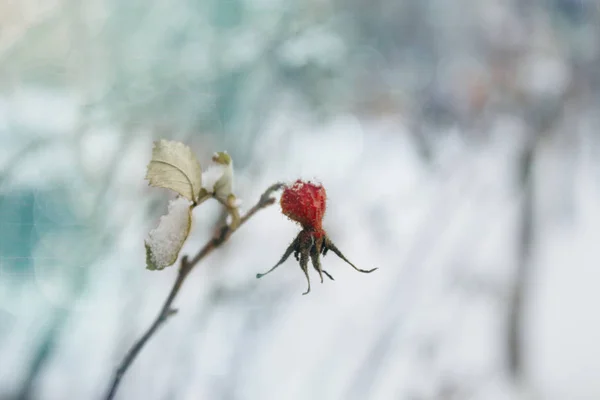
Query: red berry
280 180 326 233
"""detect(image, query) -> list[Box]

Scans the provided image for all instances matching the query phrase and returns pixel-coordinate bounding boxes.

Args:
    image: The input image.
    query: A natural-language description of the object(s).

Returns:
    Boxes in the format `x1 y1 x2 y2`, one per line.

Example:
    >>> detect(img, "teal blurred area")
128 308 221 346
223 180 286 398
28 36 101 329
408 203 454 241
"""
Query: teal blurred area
1 0 600 399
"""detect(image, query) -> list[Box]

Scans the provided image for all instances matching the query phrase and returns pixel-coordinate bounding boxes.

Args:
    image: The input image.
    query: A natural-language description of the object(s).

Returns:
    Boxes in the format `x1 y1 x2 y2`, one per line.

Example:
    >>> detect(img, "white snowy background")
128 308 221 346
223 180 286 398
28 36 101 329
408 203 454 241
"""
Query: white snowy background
1 0 599 399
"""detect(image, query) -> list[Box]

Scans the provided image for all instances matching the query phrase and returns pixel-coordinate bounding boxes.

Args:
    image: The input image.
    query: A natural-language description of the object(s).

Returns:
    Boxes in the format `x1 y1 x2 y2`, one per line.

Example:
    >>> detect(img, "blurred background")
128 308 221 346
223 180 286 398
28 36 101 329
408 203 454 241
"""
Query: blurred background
1 0 600 399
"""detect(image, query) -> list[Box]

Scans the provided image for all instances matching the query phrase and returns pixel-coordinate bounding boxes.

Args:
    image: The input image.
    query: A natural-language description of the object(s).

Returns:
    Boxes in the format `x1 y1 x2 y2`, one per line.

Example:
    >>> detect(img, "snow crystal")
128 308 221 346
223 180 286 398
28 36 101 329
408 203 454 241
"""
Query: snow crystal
145 196 192 269
201 161 234 202
201 164 226 193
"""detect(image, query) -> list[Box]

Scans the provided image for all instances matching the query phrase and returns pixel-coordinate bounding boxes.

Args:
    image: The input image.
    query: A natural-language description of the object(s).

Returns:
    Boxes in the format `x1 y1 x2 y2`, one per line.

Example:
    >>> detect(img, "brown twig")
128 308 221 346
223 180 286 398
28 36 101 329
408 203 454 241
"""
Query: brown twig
104 183 284 400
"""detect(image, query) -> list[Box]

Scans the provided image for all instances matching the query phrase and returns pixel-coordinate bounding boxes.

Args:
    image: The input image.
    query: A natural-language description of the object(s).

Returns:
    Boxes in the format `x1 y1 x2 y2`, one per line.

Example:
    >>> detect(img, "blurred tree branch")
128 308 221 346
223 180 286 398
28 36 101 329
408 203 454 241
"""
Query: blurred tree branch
104 183 283 400
507 133 538 383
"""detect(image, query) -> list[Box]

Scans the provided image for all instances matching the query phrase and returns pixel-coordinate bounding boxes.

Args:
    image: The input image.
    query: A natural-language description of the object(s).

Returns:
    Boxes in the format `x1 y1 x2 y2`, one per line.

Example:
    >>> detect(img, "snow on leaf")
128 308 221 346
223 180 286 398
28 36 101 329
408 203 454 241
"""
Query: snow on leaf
146 140 203 202
145 197 193 270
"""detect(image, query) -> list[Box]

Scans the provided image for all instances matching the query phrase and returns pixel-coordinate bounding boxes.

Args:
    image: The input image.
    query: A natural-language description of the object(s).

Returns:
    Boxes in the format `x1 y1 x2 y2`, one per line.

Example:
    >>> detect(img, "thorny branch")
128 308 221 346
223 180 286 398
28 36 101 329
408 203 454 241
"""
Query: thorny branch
103 183 284 400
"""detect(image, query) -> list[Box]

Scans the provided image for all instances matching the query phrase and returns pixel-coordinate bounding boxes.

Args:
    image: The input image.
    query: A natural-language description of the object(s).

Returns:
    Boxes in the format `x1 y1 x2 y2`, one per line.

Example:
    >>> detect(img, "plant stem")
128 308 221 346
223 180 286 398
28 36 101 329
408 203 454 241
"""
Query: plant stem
103 183 284 400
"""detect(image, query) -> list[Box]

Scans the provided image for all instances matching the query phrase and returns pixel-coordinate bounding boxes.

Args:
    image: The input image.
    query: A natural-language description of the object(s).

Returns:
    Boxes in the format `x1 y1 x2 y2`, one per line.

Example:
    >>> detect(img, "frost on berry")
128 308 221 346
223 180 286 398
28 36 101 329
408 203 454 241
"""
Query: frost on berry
280 179 327 234
257 179 377 295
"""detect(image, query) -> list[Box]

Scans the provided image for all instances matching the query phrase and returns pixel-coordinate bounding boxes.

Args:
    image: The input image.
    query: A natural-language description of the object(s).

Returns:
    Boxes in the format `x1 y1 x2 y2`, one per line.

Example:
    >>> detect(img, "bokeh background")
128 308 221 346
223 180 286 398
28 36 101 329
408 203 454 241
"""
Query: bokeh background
1 0 600 399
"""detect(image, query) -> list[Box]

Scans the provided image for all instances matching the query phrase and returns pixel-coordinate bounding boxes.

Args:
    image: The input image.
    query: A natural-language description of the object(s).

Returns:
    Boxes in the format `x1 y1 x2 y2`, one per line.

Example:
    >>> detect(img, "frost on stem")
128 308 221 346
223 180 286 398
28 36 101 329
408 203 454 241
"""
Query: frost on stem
145 197 192 270
105 182 284 400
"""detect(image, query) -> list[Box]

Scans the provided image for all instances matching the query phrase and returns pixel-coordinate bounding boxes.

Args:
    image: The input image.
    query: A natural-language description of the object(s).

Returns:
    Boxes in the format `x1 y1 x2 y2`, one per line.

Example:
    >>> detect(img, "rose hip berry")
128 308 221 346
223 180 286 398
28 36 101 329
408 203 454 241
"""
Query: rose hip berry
257 179 377 295
280 180 327 234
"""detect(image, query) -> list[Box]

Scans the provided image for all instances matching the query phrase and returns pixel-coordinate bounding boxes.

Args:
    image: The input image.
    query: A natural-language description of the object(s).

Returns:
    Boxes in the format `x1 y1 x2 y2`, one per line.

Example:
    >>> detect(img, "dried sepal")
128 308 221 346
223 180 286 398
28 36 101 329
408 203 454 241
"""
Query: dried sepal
257 228 376 295
256 235 300 279
323 236 378 274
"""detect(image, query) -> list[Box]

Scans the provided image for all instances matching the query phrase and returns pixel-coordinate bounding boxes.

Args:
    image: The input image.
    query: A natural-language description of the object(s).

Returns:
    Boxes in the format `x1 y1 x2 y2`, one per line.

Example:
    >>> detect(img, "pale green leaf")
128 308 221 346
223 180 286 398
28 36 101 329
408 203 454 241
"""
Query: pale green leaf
201 151 234 202
146 140 202 202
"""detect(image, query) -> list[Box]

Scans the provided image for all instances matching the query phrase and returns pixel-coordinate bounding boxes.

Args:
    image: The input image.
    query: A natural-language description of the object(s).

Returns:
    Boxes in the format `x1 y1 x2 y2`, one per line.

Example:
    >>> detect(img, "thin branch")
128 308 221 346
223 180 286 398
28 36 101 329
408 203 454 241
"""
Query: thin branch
103 183 284 400
507 136 537 382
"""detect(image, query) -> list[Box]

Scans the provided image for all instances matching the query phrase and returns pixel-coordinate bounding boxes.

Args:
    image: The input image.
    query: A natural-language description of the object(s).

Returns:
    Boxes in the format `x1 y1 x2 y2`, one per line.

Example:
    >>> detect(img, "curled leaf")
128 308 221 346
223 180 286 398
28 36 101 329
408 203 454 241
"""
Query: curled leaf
145 197 193 270
146 140 203 202
201 151 241 228
201 151 234 202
